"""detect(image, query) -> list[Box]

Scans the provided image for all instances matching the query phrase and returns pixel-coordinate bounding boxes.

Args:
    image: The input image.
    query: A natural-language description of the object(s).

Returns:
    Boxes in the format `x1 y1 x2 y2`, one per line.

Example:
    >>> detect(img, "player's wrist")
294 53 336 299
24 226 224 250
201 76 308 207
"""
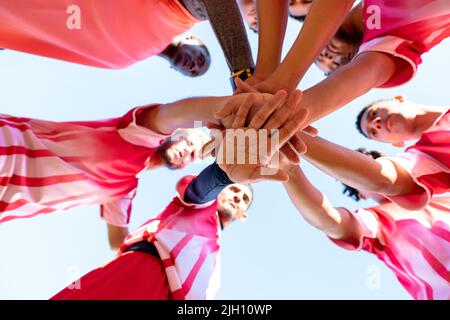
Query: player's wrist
230 67 255 90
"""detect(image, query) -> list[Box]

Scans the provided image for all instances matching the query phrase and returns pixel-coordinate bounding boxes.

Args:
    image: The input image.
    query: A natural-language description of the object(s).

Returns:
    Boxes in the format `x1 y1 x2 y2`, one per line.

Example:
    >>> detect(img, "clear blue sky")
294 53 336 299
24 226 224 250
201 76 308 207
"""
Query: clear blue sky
0 17 448 300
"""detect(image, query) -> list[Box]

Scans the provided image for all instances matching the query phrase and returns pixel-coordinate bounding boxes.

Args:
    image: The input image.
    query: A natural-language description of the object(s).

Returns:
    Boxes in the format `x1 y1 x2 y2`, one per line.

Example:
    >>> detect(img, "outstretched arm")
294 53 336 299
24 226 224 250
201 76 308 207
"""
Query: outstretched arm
136 93 270 135
283 164 362 244
184 162 234 204
298 52 397 124
202 0 255 75
299 133 424 199
218 51 397 148
252 0 355 93
252 0 289 81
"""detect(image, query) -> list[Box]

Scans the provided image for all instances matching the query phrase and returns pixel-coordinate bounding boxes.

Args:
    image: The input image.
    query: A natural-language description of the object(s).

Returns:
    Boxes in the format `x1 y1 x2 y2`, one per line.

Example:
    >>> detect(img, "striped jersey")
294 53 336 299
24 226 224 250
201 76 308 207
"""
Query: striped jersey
0 0 198 68
358 0 450 87
0 106 169 226
332 197 450 300
119 176 222 300
385 108 450 210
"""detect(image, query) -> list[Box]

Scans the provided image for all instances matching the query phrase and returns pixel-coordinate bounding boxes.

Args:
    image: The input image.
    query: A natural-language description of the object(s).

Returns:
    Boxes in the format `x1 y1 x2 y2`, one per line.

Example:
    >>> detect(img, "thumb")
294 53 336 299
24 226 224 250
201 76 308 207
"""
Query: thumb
302 125 319 137
235 78 258 93
201 138 219 159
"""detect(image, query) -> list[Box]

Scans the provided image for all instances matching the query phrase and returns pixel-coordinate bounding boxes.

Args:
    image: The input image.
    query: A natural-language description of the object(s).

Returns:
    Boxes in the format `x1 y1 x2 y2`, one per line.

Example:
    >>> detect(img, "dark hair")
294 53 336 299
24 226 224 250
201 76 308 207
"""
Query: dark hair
153 138 183 170
356 99 392 139
244 184 254 209
342 148 384 201
289 13 306 22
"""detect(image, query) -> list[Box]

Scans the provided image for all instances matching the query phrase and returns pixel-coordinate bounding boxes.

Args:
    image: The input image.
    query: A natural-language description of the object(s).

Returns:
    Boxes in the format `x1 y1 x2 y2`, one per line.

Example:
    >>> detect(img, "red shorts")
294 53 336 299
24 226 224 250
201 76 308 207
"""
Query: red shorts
51 251 172 300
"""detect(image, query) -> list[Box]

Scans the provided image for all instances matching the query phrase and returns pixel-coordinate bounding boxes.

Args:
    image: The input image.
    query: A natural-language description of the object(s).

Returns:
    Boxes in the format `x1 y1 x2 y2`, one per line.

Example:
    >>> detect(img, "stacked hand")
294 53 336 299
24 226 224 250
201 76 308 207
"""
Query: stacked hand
203 91 310 184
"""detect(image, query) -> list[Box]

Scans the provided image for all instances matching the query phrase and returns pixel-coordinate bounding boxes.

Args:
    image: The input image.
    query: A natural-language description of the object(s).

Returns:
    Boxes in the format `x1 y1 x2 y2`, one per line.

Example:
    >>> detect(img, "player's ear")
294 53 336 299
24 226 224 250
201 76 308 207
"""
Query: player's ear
392 141 405 148
394 95 407 103
237 211 248 222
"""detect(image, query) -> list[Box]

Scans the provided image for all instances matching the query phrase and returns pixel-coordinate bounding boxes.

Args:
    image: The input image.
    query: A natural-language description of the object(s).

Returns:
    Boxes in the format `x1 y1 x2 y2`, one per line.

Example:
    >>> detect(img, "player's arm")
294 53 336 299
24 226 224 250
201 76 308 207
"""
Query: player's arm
252 0 289 81
101 195 135 250
136 93 272 135
283 164 362 244
107 224 129 250
297 52 397 124
299 133 424 198
202 0 255 89
253 0 355 93
219 52 397 146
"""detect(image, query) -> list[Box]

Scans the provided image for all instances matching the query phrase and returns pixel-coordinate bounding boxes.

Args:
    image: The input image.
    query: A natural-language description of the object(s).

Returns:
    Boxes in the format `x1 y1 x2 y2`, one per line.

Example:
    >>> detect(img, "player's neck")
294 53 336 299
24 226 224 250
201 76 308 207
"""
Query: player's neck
341 3 364 41
159 43 177 62
414 105 448 135
147 154 164 169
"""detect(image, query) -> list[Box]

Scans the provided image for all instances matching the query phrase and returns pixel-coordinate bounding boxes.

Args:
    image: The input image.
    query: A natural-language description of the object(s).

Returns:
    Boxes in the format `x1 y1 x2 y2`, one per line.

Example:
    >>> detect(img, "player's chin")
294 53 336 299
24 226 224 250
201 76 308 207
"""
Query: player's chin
165 160 185 170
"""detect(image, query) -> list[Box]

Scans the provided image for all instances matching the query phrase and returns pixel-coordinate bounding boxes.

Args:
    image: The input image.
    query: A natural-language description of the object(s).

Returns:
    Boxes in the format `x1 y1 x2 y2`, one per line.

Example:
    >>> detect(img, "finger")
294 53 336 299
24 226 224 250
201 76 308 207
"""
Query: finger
200 133 223 159
277 108 310 148
262 90 303 130
302 125 319 137
235 78 258 93
231 94 255 129
200 139 216 159
248 90 287 129
264 108 309 162
206 122 224 130
288 134 307 155
279 144 300 164
250 168 289 182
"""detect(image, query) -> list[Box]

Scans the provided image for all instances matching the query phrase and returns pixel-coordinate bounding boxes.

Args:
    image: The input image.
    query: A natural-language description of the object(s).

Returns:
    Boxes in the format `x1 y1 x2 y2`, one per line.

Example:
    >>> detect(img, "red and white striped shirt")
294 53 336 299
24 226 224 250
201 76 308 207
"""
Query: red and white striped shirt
333 197 450 300
385 108 450 210
358 0 450 88
119 176 222 300
0 0 198 69
0 106 169 226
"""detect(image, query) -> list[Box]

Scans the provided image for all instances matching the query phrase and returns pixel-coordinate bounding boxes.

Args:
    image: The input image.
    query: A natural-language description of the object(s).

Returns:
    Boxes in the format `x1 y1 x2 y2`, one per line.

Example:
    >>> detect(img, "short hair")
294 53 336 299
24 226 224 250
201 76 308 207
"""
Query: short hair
355 99 392 139
342 148 384 201
289 13 306 22
244 184 254 209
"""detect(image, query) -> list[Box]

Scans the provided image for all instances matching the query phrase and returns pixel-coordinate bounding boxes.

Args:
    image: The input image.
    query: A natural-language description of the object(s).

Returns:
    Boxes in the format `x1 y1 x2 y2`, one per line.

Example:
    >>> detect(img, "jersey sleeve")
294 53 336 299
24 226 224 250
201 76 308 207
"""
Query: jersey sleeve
355 35 418 88
329 208 386 252
117 105 171 149
100 190 137 227
379 151 450 210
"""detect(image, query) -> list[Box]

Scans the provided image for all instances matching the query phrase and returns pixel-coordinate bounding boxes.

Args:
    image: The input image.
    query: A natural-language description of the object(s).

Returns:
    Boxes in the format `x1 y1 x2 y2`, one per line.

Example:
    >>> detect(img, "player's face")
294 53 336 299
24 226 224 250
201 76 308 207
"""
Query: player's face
288 0 313 17
239 0 258 32
360 102 415 143
217 184 252 221
172 36 211 77
314 36 358 75
163 134 204 169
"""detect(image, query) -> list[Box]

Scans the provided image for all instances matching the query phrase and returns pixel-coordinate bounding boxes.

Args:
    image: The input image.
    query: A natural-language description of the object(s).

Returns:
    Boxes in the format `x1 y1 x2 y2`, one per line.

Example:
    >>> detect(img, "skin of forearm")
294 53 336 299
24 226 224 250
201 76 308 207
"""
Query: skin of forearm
299 133 420 196
274 0 355 86
255 0 289 78
137 96 228 135
300 52 397 125
283 165 358 240
202 0 254 71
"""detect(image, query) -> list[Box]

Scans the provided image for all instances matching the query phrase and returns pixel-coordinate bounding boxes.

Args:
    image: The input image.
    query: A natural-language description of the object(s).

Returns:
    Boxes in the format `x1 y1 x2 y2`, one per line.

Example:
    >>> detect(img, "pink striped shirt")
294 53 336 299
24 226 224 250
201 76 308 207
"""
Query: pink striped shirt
384 108 450 210
0 0 198 68
358 0 450 87
119 176 222 300
0 106 169 226
333 197 450 300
